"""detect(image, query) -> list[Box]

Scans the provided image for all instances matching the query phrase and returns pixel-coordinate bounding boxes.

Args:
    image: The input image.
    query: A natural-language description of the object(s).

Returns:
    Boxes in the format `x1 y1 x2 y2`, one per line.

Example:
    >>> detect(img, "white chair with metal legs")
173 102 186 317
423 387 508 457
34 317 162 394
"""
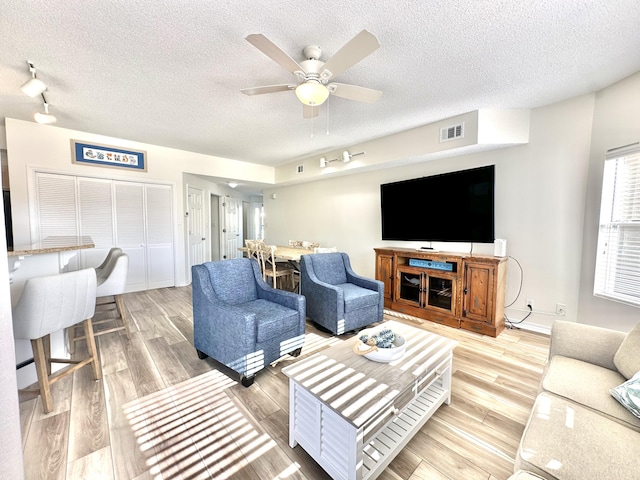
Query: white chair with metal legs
70 252 130 352
12 268 100 413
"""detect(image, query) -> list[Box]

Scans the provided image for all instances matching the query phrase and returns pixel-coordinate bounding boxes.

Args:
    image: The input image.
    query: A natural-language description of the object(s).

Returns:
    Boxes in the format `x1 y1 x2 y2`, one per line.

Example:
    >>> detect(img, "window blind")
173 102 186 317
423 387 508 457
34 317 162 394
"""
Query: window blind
594 144 640 307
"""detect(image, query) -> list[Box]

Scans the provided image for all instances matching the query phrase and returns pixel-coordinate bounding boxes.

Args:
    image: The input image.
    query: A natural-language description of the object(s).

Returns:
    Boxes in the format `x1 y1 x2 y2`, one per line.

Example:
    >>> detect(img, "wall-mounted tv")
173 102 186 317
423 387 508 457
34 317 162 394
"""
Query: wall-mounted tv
380 165 495 243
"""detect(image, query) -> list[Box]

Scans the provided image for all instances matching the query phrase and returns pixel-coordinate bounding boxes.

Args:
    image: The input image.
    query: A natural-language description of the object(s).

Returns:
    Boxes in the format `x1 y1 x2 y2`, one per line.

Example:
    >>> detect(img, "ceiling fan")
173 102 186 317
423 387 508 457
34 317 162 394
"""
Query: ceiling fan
241 29 382 118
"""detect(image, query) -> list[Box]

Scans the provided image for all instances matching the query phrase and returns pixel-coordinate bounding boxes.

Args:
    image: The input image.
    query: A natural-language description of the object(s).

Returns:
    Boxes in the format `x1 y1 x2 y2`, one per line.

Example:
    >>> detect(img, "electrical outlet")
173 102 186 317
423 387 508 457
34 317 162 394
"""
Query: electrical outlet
556 303 566 316
526 299 534 310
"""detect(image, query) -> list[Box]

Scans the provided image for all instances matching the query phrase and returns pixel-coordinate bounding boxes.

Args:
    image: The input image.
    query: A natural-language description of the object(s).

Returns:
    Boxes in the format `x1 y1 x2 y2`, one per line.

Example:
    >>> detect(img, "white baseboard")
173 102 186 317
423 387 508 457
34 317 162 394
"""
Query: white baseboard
507 321 551 336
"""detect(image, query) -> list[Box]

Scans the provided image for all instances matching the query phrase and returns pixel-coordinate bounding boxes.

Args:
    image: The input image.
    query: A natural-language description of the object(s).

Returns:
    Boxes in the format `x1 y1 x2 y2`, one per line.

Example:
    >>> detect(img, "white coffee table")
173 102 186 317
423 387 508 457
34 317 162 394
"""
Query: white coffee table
282 320 457 480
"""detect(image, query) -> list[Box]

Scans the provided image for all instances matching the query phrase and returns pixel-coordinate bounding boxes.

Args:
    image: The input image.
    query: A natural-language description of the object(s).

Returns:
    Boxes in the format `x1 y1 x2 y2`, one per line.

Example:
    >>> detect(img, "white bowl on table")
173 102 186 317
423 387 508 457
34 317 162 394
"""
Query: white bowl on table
355 329 407 363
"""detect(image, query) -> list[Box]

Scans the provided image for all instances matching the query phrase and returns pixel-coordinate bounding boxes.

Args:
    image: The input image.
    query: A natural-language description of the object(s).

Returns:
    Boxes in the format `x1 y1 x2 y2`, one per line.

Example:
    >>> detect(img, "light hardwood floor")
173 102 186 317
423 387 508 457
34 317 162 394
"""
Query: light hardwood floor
18 286 550 480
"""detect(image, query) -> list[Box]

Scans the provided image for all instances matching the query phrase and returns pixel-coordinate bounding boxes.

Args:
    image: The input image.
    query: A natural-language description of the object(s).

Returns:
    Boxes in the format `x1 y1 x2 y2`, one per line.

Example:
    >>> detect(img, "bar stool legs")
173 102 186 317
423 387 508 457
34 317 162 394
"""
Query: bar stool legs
32 318 101 413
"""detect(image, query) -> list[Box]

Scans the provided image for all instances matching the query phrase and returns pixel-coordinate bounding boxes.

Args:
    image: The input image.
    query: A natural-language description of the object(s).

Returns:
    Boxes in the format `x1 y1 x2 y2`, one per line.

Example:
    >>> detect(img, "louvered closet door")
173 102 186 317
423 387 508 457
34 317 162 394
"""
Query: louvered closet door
34 173 80 270
114 181 147 291
145 184 174 288
77 177 114 268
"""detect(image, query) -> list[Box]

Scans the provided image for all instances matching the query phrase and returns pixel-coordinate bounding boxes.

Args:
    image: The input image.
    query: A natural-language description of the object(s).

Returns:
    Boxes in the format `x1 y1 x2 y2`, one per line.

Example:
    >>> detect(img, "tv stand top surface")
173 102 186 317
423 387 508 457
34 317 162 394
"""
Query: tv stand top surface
375 246 505 263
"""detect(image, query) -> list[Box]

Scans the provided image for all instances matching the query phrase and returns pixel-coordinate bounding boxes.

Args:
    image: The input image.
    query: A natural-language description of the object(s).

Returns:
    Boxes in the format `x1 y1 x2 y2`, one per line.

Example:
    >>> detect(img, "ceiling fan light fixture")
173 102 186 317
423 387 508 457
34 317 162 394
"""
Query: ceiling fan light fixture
34 103 57 124
295 81 329 106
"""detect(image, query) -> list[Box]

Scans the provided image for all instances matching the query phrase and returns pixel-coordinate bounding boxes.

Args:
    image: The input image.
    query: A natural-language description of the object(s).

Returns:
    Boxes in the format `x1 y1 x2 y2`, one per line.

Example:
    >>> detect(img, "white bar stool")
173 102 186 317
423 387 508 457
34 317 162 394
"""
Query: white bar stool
12 268 100 413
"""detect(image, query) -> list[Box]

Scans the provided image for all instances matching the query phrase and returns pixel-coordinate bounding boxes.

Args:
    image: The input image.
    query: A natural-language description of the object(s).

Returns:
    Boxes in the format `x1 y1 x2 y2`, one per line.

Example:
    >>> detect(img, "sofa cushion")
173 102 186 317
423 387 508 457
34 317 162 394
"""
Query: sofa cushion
542 355 640 431
337 283 379 312
516 392 640 480
610 371 640 419
507 472 547 480
614 322 640 379
242 299 300 343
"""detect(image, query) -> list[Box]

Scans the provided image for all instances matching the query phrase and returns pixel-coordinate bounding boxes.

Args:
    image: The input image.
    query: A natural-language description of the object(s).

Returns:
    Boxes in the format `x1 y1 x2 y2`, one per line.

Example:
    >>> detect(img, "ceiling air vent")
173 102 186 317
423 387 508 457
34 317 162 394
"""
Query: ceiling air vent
440 122 464 142
296 164 304 174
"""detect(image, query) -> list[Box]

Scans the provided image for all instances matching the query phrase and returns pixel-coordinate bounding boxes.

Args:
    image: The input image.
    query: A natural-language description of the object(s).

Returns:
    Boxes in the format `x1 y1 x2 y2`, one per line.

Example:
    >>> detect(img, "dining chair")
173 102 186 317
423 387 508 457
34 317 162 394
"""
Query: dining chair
261 244 295 290
12 268 101 413
245 239 264 261
314 246 338 253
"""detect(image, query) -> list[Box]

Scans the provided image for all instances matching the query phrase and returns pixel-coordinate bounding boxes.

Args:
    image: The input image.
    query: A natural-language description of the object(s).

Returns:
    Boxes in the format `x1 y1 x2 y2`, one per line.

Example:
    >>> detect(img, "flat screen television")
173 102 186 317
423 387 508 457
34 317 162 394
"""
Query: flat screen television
380 165 495 243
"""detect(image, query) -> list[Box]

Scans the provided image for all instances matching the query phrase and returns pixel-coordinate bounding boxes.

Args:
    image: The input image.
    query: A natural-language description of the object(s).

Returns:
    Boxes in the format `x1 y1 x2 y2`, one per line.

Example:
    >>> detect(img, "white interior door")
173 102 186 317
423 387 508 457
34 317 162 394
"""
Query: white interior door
223 196 240 259
187 185 205 268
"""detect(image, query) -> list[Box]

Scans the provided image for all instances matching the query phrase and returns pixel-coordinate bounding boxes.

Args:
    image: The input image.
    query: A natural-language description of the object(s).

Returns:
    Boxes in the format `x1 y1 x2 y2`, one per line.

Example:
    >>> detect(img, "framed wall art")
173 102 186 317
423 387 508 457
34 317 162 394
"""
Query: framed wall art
71 140 147 171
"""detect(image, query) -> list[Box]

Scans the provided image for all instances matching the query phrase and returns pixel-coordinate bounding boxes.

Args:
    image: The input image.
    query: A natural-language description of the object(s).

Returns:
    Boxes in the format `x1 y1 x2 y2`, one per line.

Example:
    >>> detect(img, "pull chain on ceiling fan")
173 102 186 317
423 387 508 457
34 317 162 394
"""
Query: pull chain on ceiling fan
241 29 382 118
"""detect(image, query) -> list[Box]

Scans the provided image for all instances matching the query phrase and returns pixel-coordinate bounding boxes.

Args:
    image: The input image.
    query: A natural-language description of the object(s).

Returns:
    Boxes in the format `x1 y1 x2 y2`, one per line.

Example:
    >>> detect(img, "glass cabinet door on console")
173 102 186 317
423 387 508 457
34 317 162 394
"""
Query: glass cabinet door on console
396 266 457 315
427 276 454 311
397 267 422 307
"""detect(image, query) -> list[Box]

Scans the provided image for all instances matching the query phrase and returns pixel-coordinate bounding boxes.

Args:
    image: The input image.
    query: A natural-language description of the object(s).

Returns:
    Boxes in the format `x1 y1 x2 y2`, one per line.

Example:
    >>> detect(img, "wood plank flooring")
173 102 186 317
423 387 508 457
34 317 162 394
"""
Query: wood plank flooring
18 286 550 480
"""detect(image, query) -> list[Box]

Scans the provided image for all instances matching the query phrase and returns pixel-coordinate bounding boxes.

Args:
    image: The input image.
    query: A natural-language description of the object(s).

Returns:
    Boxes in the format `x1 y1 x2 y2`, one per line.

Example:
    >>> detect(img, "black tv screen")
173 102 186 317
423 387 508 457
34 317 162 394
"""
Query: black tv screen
381 165 495 243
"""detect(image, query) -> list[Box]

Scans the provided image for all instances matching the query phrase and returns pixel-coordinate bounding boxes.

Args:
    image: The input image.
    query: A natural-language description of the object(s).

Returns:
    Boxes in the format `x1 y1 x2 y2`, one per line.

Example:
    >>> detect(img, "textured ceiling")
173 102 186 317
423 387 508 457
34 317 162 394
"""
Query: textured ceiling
2 0 640 169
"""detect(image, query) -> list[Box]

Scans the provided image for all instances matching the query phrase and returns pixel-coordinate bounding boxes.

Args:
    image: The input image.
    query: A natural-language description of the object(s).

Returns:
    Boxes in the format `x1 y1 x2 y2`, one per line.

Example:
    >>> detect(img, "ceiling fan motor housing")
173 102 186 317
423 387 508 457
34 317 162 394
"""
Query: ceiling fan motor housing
303 45 322 60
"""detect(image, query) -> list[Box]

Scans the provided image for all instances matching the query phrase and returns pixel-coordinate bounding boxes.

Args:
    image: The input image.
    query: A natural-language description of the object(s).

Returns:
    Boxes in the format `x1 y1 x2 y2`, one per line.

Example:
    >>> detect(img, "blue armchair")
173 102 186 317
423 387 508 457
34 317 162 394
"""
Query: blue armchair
192 258 306 386
300 252 384 335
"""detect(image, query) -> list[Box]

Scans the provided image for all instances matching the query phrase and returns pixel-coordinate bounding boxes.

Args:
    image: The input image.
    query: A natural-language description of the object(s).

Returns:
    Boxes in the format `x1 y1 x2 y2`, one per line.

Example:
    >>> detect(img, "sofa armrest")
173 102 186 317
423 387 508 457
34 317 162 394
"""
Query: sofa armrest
549 320 625 370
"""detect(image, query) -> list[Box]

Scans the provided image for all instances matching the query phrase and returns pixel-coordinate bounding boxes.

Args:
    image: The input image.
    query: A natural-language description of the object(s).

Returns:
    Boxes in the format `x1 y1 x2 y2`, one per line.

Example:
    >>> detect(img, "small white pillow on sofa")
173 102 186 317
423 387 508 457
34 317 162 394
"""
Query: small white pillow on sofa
610 371 640 419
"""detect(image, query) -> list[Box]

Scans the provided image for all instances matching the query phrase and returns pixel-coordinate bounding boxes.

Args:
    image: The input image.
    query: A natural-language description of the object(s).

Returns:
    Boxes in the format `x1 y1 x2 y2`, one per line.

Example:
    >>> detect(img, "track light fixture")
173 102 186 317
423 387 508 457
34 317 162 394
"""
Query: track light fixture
320 151 365 168
21 62 47 97
34 103 57 124
342 151 365 163
21 61 58 125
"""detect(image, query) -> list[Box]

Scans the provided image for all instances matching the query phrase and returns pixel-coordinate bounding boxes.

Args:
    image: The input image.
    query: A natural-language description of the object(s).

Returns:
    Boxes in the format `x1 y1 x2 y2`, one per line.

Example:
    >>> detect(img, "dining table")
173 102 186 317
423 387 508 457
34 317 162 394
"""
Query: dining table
238 244 311 292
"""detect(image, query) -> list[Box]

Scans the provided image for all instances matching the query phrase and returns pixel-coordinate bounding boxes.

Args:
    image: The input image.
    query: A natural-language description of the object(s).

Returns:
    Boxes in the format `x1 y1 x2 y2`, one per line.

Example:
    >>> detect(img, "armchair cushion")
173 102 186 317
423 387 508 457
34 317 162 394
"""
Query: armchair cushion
242 299 302 343
614 322 640 379
338 283 380 312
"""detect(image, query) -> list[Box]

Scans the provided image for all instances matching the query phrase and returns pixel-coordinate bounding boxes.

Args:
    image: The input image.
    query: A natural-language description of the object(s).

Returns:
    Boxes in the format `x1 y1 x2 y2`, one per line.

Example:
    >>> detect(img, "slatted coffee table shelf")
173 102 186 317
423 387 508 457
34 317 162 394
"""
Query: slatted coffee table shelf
282 320 457 480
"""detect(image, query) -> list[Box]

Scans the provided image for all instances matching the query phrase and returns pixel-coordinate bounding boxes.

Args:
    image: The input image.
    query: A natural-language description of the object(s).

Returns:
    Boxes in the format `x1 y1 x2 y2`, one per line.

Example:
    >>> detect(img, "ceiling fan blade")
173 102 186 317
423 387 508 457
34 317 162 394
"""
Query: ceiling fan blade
245 34 303 74
320 30 380 80
328 83 382 103
303 104 320 118
241 84 295 96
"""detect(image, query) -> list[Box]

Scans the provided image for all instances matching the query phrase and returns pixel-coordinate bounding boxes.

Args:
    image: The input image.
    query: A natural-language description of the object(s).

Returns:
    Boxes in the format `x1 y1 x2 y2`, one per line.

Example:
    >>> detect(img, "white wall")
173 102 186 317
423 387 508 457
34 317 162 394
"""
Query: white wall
578 72 640 331
5 118 273 285
0 126 24 479
263 93 596 334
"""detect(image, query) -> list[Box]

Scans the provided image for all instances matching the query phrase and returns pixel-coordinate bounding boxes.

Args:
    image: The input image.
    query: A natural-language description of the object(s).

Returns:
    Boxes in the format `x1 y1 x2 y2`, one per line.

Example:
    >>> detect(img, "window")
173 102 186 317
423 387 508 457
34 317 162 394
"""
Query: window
594 144 640 307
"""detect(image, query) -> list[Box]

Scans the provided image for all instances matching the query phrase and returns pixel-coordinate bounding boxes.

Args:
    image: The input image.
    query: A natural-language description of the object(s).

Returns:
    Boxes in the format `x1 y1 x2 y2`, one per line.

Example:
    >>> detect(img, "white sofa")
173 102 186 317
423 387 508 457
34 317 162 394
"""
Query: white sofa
513 320 640 480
